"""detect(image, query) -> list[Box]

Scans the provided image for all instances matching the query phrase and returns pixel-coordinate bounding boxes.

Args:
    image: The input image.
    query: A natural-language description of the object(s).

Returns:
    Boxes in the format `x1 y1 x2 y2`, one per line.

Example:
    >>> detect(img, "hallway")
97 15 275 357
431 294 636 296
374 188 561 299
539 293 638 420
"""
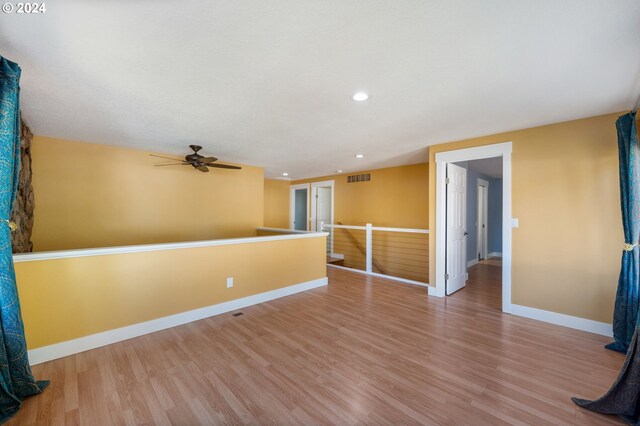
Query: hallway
450 257 503 311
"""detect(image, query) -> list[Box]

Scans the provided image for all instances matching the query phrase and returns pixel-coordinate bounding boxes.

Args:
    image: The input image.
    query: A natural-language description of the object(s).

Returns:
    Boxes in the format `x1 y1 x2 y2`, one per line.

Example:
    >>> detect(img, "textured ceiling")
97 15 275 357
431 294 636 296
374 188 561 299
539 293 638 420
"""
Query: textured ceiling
1 1 639 179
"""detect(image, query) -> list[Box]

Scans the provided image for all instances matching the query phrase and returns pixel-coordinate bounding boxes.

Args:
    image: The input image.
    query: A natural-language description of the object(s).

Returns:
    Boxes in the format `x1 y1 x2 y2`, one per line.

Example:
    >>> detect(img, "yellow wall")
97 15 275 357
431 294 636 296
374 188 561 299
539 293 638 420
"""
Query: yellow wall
15 235 327 349
428 113 624 323
292 163 429 228
263 179 290 228
31 136 265 251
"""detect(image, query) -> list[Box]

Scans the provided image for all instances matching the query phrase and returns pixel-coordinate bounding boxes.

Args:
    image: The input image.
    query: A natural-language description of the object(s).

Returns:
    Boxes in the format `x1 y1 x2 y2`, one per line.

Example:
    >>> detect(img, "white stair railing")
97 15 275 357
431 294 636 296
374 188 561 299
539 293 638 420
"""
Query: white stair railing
321 223 430 285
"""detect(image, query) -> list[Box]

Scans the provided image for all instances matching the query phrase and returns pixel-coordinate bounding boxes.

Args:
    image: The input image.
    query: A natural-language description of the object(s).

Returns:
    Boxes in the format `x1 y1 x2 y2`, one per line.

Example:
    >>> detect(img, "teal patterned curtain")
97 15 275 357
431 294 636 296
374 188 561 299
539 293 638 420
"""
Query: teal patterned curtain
0 56 48 423
606 111 640 353
573 112 640 423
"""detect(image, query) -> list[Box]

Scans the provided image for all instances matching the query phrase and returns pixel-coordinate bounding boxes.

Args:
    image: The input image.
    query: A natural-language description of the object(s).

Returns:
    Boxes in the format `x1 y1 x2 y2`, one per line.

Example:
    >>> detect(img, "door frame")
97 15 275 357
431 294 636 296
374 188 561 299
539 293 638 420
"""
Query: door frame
290 183 310 231
477 178 489 261
310 180 335 232
435 142 512 313
310 180 334 255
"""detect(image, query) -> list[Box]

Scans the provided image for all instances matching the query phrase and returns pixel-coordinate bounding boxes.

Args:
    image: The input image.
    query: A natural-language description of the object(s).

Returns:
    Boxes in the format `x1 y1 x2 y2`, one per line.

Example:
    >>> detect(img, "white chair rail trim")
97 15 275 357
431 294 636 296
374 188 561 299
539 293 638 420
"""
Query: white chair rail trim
14 230 329 263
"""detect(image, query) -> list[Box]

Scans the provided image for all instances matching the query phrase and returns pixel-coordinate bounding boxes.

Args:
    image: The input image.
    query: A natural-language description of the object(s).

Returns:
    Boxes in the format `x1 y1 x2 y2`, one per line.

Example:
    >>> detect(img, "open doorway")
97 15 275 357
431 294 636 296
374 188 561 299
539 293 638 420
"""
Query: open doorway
434 142 512 313
310 180 334 232
310 180 334 255
290 183 310 231
449 158 503 309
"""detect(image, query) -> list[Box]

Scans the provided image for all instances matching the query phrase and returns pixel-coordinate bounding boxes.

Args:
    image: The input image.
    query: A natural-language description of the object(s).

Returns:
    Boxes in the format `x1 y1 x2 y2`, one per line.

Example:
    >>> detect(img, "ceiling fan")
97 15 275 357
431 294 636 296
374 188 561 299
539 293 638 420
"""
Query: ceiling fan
150 145 242 173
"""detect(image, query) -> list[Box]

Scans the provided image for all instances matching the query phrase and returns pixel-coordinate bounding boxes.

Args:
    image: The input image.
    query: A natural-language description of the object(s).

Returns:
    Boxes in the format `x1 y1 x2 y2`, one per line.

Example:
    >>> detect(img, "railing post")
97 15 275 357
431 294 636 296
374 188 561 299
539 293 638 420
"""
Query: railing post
365 223 373 273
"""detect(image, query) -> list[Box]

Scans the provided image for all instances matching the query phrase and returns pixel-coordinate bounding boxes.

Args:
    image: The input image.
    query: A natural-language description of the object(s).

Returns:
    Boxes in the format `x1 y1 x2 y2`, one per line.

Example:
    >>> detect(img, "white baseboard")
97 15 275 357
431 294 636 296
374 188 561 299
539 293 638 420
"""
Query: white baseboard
326 264 434 294
467 259 478 268
511 304 612 337
488 252 502 258
28 277 328 366
330 252 344 259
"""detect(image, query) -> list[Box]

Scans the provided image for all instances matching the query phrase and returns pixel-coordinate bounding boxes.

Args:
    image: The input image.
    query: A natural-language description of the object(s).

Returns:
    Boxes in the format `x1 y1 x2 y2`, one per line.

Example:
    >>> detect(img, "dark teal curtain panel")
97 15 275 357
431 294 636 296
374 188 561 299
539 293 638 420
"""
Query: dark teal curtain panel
607 111 640 354
0 56 48 423
573 112 640 423
573 329 640 424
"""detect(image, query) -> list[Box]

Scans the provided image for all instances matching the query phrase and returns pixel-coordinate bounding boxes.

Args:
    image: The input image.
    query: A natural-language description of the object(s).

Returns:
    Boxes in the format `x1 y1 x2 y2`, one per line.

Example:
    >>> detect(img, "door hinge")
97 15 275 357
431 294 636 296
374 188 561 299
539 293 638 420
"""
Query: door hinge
445 273 449 280
445 178 450 185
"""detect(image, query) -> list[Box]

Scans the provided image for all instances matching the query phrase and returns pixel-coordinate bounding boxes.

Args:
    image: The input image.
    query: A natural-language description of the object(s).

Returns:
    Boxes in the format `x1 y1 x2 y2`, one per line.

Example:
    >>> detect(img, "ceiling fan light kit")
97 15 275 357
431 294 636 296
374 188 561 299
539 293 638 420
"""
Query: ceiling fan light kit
150 145 242 173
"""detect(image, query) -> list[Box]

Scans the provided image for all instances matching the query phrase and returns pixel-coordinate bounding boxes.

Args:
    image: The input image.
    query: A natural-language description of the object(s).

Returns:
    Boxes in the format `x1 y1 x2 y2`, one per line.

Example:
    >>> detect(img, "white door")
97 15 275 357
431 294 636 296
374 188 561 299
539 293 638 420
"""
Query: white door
477 180 488 260
310 180 334 232
446 163 467 295
310 181 334 254
313 187 332 231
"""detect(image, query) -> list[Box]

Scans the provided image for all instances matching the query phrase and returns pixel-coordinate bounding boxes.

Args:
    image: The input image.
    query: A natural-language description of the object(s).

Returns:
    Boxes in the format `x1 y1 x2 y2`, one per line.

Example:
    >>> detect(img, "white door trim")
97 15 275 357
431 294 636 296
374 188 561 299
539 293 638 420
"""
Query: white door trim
310 180 335 254
310 180 335 231
290 183 310 231
477 178 489 261
435 142 512 313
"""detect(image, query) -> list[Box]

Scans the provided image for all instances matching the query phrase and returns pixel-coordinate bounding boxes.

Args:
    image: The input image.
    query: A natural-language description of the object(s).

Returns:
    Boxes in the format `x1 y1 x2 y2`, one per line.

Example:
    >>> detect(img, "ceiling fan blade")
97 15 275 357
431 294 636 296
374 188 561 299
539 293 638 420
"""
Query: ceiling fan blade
150 154 182 161
207 163 242 170
196 165 209 173
199 156 218 163
154 163 186 166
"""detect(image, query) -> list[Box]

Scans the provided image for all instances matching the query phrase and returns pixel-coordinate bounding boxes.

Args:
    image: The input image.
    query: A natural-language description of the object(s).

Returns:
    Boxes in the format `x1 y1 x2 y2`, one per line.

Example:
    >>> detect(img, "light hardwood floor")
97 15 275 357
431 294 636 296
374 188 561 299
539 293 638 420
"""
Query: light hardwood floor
456 257 504 311
9 265 624 425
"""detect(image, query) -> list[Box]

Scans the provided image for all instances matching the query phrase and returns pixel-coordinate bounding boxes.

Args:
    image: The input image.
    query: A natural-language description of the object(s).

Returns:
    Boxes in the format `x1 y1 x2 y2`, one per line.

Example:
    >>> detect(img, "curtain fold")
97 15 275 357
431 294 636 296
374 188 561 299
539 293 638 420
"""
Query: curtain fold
0 55 48 423
573 112 640 423
607 112 640 353
573 328 640 424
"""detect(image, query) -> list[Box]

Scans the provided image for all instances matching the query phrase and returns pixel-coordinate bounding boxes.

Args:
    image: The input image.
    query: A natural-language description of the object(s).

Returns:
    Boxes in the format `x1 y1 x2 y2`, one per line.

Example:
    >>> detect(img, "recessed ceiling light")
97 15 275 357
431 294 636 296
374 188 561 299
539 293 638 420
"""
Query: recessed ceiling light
336 170 343 173
352 92 369 102
355 154 365 159
282 172 289 176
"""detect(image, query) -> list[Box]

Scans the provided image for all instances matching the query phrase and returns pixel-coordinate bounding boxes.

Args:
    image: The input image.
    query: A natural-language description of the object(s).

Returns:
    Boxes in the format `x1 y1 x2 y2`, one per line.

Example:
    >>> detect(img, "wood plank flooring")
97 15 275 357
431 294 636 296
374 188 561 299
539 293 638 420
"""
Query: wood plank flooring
454 257 504 311
9 265 624 425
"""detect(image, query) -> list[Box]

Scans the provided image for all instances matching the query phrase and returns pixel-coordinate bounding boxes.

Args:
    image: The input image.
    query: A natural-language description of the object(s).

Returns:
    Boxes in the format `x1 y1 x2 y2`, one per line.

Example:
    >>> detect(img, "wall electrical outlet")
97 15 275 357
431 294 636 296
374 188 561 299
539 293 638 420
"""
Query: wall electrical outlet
226 277 234 288
511 218 519 228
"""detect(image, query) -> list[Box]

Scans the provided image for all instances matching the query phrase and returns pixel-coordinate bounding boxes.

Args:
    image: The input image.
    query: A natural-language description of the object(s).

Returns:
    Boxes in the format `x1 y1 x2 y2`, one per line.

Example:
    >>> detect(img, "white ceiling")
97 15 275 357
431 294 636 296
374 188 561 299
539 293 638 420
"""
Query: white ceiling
1 1 639 179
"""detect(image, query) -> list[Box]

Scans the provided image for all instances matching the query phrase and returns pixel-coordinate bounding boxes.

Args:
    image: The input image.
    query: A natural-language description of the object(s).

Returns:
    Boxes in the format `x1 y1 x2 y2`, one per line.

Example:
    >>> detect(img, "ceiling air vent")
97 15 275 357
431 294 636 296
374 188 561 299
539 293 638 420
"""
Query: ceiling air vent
347 173 371 183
